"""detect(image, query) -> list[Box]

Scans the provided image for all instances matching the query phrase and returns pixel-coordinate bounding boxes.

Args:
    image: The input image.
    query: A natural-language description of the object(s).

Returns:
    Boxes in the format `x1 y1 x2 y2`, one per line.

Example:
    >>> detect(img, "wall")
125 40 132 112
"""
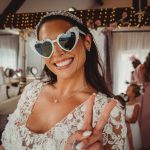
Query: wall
0 0 11 14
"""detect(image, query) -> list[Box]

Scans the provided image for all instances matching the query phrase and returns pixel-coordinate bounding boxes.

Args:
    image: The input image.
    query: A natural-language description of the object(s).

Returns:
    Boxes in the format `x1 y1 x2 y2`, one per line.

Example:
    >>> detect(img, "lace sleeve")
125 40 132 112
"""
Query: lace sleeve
2 80 35 123
1 82 32 149
1 80 43 149
9 80 43 126
103 102 127 150
17 80 42 108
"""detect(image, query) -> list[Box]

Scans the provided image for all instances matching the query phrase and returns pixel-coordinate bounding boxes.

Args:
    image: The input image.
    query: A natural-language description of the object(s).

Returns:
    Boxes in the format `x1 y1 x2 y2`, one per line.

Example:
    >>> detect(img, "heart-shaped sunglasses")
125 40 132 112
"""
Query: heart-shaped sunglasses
34 26 86 58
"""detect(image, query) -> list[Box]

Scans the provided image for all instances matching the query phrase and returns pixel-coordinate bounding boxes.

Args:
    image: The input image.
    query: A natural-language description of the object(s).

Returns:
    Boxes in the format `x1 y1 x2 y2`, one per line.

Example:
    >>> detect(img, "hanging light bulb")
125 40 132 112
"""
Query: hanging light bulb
68 7 77 12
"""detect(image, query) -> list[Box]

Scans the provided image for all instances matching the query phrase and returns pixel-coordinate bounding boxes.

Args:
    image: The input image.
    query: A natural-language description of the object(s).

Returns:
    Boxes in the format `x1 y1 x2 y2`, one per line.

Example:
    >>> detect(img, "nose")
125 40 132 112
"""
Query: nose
52 42 65 58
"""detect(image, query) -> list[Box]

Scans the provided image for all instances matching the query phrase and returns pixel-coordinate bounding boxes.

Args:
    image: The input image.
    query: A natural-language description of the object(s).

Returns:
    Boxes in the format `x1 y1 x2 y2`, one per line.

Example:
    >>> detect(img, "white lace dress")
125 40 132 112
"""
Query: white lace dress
125 104 142 150
2 80 127 150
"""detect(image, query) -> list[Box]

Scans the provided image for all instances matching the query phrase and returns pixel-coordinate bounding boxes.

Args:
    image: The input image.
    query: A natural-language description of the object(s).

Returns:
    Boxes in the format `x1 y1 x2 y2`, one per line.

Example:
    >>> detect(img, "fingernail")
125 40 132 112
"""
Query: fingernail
76 142 84 149
82 130 92 137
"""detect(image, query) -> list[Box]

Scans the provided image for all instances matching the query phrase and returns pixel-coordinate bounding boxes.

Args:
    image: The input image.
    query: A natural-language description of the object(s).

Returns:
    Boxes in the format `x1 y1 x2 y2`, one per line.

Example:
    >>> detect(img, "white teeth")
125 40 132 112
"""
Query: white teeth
55 58 73 67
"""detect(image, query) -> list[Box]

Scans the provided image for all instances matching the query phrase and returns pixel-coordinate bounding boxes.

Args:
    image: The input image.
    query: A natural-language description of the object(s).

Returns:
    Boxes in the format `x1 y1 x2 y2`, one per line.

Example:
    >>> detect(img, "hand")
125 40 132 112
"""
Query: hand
76 129 104 150
0 145 4 150
65 93 104 150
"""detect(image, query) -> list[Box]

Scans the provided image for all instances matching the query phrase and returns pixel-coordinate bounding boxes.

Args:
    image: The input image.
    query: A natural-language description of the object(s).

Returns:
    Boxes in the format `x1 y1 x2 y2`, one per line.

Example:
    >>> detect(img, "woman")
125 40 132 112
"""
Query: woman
125 83 142 150
0 11 126 150
134 52 150 149
129 56 141 82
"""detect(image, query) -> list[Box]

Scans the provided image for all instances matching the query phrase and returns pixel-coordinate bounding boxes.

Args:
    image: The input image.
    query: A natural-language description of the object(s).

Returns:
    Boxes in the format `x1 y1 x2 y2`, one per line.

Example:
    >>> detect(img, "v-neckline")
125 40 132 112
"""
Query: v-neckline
25 97 89 135
24 81 98 135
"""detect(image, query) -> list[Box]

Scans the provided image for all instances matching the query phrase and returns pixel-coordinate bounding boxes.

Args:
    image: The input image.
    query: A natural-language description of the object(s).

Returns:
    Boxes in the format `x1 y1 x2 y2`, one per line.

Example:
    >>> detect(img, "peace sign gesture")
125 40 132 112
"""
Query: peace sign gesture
65 93 118 150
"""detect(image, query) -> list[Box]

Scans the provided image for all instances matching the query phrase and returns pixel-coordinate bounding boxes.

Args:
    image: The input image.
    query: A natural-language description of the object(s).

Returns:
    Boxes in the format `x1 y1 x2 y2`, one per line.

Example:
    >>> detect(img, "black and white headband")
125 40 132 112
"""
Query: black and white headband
36 10 83 32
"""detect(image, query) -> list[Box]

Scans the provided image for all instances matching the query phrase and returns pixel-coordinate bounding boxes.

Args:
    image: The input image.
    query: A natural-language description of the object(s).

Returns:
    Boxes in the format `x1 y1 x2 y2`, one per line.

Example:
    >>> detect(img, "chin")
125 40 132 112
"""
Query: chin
57 74 72 80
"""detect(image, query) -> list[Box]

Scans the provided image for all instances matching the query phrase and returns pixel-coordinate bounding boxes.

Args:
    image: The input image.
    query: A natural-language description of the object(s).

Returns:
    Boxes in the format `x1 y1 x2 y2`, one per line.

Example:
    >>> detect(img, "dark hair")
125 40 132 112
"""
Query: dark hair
37 13 113 97
144 52 150 82
130 83 144 98
114 93 128 108
132 59 141 69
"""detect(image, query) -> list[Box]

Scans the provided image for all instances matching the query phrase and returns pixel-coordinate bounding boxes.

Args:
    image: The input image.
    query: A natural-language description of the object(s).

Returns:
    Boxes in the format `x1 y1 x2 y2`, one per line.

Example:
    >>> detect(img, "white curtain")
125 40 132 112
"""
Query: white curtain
0 35 19 70
112 31 150 94
90 28 105 62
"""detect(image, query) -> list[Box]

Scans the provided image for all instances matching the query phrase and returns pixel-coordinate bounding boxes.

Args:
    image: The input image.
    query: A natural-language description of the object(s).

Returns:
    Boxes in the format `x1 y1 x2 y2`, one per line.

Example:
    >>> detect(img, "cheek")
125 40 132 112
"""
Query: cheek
75 47 86 65
75 38 86 57
44 59 53 70
126 88 131 95
44 58 49 65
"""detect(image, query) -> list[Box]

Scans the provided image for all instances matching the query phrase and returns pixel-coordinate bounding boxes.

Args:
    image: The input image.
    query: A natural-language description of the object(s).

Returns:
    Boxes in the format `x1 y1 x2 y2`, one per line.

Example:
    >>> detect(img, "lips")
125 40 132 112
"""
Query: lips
54 58 74 69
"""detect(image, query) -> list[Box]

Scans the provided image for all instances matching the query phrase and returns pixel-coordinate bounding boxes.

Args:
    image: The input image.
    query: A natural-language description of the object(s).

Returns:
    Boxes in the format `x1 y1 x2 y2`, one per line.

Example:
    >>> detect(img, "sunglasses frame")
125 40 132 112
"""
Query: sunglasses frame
34 26 86 58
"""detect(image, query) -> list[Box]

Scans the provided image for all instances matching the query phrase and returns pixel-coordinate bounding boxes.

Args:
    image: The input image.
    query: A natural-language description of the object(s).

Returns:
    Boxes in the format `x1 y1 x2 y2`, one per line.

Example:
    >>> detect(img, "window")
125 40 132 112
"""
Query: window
0 35 19 70
114 49 149 94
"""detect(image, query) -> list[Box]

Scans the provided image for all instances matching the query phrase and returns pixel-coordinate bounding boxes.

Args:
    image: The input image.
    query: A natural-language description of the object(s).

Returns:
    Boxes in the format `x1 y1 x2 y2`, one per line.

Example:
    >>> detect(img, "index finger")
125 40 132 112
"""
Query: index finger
82 93 96 131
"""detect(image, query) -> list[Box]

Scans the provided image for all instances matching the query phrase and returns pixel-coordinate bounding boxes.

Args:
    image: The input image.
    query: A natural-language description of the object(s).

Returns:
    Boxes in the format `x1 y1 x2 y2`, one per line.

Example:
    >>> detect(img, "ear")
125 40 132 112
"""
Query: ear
84 34 92 51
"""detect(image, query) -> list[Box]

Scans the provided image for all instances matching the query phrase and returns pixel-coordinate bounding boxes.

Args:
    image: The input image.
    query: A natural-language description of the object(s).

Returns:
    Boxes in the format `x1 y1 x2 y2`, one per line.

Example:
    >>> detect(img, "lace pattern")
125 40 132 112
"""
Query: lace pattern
2 80 127 150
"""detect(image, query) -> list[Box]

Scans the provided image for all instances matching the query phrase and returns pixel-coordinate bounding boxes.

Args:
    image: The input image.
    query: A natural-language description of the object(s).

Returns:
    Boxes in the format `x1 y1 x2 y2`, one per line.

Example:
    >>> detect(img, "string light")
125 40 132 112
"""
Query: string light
1 7 149 30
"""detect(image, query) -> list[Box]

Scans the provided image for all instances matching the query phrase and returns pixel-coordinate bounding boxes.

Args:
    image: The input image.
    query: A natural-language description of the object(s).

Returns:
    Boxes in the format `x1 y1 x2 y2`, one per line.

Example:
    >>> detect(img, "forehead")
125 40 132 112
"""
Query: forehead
38 19 73 40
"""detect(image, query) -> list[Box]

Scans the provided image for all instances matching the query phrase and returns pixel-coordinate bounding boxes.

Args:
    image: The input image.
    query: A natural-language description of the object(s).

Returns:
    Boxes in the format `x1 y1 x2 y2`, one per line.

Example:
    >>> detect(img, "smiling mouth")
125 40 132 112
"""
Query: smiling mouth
54 58 74 69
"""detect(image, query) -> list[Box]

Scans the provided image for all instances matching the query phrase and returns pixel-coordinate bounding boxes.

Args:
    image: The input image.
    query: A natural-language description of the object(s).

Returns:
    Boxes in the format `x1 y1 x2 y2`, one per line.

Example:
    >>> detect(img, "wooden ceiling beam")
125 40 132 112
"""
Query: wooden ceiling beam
0 0 26 29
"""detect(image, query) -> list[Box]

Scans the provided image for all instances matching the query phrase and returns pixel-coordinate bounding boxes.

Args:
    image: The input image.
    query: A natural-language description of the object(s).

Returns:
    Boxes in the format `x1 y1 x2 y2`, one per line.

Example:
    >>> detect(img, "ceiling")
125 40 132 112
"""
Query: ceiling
0 0 132 14
0 0 11 14
1 0 149 34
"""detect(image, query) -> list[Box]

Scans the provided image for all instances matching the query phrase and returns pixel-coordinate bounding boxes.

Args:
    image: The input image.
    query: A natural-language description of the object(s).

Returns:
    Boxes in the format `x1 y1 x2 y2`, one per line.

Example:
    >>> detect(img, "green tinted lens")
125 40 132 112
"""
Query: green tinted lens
35 41 53 57
59 32 76 51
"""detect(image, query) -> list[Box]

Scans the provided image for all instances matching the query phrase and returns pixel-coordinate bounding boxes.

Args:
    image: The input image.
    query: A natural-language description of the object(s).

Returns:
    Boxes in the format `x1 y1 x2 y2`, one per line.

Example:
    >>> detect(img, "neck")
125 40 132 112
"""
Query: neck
54 69 92 96
128 96 136 104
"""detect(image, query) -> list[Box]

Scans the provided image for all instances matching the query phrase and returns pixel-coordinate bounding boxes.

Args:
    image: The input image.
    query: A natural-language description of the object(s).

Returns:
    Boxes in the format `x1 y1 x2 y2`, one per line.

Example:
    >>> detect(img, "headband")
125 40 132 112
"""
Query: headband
36 10 83 31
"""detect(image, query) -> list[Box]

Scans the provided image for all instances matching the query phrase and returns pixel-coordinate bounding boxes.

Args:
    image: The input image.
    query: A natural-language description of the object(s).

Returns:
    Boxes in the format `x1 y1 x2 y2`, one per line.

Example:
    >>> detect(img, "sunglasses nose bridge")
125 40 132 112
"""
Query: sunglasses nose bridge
52 41 65 57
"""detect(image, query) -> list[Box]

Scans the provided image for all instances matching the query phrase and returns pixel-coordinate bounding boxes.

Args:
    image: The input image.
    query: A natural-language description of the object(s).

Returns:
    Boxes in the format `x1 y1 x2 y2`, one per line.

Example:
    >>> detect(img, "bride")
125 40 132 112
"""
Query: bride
0 11 127 150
